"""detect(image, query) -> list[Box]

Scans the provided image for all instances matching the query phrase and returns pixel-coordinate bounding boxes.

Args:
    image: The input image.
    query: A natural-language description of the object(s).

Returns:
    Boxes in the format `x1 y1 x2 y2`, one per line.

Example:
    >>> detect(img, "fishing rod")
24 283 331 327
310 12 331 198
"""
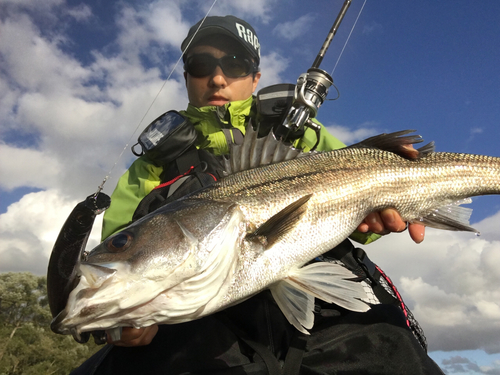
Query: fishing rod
275 0 352 150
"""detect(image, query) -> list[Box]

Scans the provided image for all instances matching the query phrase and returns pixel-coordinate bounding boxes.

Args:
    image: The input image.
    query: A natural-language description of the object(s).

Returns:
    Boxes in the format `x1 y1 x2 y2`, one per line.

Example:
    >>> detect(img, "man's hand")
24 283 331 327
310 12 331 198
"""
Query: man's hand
357 208 425 244
107 325 159 347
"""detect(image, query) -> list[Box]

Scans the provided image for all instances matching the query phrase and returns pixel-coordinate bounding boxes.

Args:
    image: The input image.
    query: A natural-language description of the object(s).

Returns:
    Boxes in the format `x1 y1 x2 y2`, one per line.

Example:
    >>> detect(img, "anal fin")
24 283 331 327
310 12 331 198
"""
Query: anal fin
270 262 369 334
270 281 314 335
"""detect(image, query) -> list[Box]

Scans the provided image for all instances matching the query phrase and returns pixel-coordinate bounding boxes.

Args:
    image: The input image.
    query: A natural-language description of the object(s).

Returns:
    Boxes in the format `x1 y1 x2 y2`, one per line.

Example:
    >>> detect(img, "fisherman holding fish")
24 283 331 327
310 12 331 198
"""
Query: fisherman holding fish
69 15 444 375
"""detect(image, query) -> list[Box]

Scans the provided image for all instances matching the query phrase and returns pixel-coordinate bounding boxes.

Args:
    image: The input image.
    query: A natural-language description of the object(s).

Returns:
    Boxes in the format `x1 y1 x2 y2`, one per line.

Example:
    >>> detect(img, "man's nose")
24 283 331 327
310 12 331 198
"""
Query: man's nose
209 65 228 88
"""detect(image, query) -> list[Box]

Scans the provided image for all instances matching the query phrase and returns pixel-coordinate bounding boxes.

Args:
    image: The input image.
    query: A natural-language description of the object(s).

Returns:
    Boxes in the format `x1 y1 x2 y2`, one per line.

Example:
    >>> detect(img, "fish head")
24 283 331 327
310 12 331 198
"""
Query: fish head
51 199 240 335
86 210 199 274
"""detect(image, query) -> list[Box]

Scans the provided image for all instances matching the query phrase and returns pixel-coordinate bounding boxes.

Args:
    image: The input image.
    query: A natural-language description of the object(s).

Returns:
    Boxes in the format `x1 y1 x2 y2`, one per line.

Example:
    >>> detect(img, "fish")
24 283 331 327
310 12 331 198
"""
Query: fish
49 127 500 340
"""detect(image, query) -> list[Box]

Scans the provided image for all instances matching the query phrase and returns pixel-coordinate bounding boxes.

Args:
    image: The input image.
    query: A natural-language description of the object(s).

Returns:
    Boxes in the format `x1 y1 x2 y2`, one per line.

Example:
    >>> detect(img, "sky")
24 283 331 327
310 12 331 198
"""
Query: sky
1 0 499 373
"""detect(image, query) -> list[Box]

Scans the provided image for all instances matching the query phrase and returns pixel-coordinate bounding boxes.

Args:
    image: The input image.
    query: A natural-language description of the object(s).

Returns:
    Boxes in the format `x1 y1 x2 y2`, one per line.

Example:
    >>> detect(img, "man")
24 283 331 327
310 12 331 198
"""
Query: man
72 15 442 374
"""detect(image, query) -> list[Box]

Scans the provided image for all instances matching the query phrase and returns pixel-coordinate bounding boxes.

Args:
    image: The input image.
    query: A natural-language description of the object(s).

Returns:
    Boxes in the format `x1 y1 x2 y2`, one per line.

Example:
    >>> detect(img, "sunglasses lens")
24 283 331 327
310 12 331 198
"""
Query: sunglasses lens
220 56 252 78
185 54 253 78
185 55 215 78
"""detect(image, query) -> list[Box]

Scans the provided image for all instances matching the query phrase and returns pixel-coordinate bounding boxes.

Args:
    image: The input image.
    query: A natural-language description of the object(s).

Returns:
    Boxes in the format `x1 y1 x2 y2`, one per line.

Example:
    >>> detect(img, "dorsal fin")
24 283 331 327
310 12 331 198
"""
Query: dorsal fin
347 130 434 160
223 128 436 175
223 121 303 175
417 141 435 155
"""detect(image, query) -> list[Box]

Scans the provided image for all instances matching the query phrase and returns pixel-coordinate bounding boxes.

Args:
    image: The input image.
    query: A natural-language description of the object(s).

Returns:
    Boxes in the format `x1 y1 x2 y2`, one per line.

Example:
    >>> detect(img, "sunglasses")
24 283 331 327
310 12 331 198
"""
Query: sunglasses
184 53 258 78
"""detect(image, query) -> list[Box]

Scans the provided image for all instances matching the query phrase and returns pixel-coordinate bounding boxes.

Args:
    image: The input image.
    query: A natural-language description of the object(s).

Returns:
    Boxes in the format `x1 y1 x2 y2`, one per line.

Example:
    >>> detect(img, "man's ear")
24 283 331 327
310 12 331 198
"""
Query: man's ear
183 71 187 84
252 72 261 93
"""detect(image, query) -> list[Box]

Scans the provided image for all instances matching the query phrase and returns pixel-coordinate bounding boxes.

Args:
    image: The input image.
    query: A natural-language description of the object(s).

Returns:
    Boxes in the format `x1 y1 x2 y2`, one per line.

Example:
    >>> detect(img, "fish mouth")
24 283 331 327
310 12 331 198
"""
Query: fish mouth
49 263 118 337
51 311 95 343
50 296 110 343
50 309 69 334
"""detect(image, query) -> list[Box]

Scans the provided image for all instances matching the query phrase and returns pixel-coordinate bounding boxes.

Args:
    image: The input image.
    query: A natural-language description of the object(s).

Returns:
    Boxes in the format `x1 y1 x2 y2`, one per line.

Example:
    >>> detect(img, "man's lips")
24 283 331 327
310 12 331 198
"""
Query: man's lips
207 95 229 105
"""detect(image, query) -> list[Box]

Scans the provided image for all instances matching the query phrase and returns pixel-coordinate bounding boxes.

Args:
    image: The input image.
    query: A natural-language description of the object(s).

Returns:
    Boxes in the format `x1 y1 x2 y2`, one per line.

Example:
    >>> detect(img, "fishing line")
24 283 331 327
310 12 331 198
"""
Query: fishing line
330 0 367 76
94 0 218 196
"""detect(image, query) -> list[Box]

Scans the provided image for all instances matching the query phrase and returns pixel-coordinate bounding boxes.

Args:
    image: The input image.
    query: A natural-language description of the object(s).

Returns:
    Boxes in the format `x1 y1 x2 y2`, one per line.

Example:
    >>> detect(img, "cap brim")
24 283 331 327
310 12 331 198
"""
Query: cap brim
181 26 259 64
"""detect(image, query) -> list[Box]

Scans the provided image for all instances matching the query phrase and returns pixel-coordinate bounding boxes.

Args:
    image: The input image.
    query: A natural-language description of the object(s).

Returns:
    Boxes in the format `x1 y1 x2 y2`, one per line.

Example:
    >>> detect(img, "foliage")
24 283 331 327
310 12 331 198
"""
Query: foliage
0 272 101 375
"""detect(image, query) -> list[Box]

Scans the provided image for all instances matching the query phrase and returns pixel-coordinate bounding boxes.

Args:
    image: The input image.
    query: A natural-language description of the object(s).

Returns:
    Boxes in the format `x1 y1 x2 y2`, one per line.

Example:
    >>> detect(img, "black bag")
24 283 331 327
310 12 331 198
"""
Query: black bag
72 296 443 375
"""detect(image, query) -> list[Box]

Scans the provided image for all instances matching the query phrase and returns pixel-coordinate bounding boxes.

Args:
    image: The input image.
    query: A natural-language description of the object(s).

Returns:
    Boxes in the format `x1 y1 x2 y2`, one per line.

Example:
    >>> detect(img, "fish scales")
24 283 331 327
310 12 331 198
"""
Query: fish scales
49 130 500 337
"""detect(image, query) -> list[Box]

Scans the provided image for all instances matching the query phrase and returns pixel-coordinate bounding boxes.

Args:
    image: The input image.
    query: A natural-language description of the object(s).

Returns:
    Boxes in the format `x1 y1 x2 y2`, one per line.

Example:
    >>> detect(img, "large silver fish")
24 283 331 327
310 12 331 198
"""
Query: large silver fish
50 128 500 339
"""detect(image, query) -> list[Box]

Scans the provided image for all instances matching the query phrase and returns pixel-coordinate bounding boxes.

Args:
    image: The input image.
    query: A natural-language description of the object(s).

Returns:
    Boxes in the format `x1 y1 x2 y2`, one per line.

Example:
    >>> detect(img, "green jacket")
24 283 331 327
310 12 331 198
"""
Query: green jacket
102 96 379 245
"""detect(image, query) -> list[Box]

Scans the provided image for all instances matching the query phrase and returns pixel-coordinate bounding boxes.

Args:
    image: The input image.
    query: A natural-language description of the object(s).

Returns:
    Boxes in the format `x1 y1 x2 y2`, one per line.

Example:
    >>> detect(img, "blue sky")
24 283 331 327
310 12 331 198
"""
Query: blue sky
1 0 499 373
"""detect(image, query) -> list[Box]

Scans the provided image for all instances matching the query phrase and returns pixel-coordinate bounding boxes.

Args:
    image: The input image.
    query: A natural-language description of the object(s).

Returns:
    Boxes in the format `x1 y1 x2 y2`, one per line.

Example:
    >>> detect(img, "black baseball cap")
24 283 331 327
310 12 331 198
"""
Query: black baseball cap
181 15 260 65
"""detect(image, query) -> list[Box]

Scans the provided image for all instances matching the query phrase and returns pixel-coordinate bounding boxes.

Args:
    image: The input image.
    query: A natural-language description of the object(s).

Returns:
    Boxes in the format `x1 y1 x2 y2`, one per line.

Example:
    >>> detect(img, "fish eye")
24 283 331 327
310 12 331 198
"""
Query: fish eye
107 232 133 252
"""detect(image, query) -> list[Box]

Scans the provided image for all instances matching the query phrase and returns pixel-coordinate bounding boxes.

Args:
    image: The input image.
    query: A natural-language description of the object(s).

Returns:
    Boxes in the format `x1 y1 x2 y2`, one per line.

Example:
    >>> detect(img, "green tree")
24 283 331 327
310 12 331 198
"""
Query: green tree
0 272 101 374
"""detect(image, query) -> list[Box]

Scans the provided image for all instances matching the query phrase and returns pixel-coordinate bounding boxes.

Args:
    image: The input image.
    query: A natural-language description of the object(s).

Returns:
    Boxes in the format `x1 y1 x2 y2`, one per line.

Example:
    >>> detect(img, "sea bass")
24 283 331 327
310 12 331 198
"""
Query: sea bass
50 129 500 339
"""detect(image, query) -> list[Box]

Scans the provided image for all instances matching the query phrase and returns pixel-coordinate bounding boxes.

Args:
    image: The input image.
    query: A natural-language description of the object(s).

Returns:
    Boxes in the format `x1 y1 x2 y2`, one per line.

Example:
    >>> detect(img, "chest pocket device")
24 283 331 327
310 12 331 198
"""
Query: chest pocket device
255 83 296 138
132 110 198 167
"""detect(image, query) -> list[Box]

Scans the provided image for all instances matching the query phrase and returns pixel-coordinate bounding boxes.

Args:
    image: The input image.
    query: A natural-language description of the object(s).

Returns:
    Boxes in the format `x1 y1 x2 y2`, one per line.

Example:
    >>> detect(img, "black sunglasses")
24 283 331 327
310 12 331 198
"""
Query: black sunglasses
184 53 258 78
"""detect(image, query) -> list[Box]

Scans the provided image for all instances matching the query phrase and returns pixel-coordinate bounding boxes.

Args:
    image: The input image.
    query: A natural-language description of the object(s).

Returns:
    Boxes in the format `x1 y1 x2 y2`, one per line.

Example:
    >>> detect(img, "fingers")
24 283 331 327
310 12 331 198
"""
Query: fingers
408 222 425 244
107 325 159 347
358 209 406 234
379 209 407 232
357 208 426 244
359 212 387 234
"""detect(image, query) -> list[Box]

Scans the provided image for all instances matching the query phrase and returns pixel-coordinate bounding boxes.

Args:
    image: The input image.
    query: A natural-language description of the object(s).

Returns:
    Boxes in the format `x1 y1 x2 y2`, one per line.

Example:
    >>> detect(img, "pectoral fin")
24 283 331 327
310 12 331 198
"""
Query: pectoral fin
247 195 312 249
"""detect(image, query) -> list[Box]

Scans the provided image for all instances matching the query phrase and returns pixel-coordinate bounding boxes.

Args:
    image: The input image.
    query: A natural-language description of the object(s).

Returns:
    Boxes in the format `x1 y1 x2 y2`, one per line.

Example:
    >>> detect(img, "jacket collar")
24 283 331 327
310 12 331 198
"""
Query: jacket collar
184 96 254 121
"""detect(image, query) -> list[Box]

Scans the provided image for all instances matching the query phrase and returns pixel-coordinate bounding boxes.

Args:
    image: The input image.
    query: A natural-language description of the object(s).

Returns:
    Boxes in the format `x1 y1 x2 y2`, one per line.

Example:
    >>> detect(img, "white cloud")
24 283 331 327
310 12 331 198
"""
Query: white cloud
0 0 199 281
110 1 194 66
146 1 190 47
257 51 289 89
272 13 316 41
0 77 20 130
66 3 92 22
0 15 89 95
441 355 483 374
362 21 383 36
0 144 62 191
203 0 279 23
365 221 500 353
0 0 63 9
430 350 500 374
324 123 378 144
0 0 290 283
0 1 189 200
0 190 103 275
